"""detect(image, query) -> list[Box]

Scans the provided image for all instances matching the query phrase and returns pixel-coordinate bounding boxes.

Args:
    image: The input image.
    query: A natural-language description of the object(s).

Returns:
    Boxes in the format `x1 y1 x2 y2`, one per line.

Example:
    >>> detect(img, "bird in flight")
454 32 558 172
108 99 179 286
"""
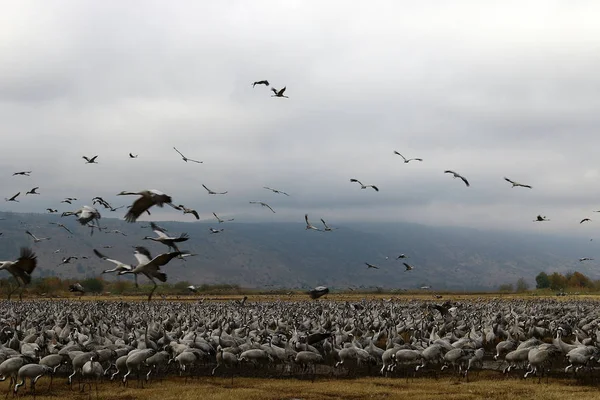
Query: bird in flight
350 179 379 191
82 155 99 164
118 189 177 223
271 87 288 98
0 247 38 300
25 231 50 243
46 209 58 213
444 170 470 187
202 184 227 195
5 192 20 202
580 218 591 224
129 153 138 158
365 262 380 269
209 227 224 234
393 151 423 163
304 214 322 231
50 222 73 234
397 254 408 259
173 147 202 163
579 257 594 262
321 218 337 231
403 262 414 271
213 212 234 223
264 187 290 196
252 80 269 87
504 177 532 189
176 205 200 220
25 187 40 195
59 256 78 265
533 215 550 222
249 201 276 213
12 171 31 176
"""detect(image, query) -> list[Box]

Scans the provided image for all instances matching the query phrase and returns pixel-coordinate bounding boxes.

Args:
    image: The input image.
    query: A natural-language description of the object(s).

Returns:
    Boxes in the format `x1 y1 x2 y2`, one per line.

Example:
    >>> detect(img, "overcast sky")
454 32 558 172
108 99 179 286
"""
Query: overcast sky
1 1 599 236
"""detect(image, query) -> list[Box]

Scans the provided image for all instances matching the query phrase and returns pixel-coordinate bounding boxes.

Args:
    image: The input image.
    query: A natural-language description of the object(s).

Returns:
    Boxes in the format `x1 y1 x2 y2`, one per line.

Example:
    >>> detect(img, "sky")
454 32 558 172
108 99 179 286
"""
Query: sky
1 0 600 236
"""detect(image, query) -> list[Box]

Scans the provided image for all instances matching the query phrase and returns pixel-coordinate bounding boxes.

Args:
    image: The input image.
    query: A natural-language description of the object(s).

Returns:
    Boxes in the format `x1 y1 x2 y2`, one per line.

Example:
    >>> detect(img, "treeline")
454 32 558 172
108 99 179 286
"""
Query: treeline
534 271 599 291
0 277 245 297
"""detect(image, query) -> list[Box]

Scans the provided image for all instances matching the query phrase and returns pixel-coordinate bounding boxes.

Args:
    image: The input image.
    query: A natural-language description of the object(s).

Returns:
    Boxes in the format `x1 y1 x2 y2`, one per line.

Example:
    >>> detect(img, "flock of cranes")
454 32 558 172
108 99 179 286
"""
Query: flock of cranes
0 298 597 397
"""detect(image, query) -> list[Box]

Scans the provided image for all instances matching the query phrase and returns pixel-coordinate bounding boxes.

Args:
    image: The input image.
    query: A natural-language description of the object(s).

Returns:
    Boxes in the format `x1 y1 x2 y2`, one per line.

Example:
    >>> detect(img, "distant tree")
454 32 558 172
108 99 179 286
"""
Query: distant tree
82 278 104 293
515 277 530 293
548 272 567 291
535 272 550 289
498 283 514 292
567 271 593 288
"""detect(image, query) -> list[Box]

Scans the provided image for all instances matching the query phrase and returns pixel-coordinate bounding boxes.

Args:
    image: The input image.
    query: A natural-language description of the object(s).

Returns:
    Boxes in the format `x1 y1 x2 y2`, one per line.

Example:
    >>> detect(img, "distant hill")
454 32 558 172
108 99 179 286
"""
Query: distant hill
0 211 598 290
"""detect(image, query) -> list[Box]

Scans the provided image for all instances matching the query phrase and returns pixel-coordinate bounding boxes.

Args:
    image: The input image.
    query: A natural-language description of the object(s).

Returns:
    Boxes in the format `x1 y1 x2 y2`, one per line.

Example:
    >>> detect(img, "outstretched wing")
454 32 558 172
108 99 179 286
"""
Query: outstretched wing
173 147 185 158
16 247 37 275
394 151 406 161
93 249 124 266
150 222 169 238
370 185 379 192
459 176 470 187
504 177 514 185
279 86 286 95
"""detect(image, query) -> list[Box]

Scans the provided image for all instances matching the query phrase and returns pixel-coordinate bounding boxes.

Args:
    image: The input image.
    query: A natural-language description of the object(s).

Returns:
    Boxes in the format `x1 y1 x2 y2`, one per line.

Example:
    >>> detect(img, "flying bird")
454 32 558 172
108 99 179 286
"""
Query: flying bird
504 177 532 189
304 214 322 231
82 155 98 164
397 254 408 259
93 249 137 286
49 222 73 234
25 231 50 243
187 285 198 293
365 262 380 269
202 184 228 195
444 170 470 187
173 147 202 163
69 283 85 295
62 206 101 227
119 246 185 301
117 190 176 223
249 201 276 213
308 286 329 299
350 179 379 191
59 256 78 265
579 257 594 262
320 218 337 231
129 153 138 158
209 227 224 234
0 247 37 300
271 87 288 98
5 192 20 202
533 215 550 222
107 229 127 236
393 151 423 163
213 212 234 223
46 209 58 213
12 171 31 176
580 218 591 224
25 187 40 195
263 186 290 196
177 205 200 220
144 222 189 252
252 80 269 87
403 262 414 271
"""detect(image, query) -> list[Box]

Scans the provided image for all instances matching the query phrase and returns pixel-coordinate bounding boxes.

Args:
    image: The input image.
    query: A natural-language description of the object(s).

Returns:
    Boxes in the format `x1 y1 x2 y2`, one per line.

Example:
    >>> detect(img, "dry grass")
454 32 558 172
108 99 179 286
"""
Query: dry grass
3 374 600 400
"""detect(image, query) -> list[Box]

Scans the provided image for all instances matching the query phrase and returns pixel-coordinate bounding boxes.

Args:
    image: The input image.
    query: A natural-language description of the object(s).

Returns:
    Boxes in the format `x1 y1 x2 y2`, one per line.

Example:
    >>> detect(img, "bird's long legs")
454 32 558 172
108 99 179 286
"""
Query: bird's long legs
7 279 21 301
148 280 157 302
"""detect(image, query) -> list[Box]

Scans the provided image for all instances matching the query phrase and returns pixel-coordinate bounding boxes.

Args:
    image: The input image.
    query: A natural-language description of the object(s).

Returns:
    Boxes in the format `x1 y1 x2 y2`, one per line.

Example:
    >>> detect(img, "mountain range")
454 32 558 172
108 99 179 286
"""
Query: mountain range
0 210 598 291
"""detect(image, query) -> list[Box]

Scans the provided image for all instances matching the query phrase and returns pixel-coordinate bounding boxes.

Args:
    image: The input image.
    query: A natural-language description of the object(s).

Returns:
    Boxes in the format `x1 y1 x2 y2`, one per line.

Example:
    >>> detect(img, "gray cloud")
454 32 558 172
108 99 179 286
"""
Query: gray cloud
1 1 600 236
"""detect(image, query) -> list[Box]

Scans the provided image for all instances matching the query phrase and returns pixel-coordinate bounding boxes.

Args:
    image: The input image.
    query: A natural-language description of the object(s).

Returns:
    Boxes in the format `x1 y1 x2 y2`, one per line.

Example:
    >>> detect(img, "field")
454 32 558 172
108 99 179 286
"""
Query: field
3 373 600 400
